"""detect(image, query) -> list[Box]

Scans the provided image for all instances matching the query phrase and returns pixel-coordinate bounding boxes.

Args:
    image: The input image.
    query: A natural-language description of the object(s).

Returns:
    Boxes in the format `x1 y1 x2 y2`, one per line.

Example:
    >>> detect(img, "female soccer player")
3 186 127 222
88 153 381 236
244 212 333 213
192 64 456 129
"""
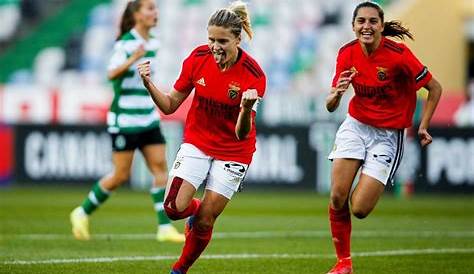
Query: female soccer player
138 1 265 273
325 2 442 273
70 0 184 243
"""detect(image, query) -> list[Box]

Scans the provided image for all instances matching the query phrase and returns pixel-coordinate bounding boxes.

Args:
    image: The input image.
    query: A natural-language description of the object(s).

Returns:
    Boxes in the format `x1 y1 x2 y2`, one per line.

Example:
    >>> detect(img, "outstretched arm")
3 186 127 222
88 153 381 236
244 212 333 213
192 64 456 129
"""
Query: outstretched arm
138 61 189 114
418 77 442 147
326 70 356 112
235 89 259 140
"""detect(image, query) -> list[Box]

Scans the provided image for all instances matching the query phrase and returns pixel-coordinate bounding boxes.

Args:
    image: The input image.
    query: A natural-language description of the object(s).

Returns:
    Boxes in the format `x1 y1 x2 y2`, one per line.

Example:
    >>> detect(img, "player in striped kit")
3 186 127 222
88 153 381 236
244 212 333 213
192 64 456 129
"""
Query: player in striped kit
325 2 442 273
70 0 183 243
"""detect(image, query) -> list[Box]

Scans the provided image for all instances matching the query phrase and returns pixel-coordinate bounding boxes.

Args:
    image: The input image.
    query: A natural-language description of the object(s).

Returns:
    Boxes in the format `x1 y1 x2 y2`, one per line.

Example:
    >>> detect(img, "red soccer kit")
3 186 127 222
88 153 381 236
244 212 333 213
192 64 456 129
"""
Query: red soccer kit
174 45 266 164
332 37 432 129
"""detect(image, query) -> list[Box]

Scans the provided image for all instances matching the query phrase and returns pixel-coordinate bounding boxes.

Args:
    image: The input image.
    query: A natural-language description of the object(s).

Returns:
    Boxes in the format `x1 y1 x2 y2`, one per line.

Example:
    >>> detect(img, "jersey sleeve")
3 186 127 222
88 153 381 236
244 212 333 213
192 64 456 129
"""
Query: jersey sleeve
254 74 266 98
173 52 195 94
402 46 432 90
107 41 127 71
331 49 349 88
251 74 266 112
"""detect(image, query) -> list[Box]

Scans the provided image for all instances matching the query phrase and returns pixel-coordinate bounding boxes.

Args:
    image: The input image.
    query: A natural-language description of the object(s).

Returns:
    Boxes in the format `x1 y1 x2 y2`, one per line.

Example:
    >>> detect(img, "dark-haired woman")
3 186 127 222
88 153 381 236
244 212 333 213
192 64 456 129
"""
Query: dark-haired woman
70 0 184 243
325 2 442 273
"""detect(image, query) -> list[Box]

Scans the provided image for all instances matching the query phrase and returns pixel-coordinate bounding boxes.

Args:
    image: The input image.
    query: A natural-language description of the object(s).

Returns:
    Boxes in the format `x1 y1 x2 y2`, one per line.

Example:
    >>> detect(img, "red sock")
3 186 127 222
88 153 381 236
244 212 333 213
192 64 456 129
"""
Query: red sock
179 198 201 218
172 225 213 272
329 203 351 259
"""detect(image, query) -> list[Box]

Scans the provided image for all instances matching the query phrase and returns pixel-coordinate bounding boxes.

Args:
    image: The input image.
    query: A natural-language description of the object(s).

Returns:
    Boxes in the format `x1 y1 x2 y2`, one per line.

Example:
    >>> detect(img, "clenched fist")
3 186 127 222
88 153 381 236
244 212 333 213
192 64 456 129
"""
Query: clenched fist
240 89 258 110
137 61 152 84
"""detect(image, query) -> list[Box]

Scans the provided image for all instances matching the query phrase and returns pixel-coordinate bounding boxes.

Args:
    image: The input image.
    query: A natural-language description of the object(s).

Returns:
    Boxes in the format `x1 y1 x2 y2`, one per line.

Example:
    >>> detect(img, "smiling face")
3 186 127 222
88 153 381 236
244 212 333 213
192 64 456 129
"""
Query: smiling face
207 25 241 69
352 7 384 51
134 0 158 29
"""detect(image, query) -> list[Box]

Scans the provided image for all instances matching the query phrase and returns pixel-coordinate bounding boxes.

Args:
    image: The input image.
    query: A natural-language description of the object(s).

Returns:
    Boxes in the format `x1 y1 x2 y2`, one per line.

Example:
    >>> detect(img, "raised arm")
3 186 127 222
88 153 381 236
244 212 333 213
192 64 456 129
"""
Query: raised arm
235 89 258 140
418 77 442 147
138 61 189 114
326 70 356 112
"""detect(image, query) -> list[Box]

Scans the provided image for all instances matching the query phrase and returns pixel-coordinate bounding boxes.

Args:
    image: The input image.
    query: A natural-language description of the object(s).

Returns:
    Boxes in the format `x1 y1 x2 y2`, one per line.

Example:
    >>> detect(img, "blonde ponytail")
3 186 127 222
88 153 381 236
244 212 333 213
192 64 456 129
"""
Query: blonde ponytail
208 1 253 40
228 1 253 39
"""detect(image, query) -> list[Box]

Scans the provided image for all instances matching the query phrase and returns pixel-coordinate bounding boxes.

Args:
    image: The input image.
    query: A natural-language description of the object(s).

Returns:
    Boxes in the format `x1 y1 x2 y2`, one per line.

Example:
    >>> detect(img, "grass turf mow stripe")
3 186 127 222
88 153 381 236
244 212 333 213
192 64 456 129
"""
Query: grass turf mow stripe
8 230 474 240
4 248 474 265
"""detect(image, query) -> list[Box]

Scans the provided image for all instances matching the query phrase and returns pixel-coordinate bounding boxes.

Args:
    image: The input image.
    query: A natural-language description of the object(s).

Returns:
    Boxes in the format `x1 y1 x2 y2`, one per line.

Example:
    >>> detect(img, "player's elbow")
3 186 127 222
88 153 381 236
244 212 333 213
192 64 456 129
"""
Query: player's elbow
160 108 175 115
235 126 250 140
107 72 116 81
107 70 121 81
235 131 249 141
427 78 443 96
326 103 336 112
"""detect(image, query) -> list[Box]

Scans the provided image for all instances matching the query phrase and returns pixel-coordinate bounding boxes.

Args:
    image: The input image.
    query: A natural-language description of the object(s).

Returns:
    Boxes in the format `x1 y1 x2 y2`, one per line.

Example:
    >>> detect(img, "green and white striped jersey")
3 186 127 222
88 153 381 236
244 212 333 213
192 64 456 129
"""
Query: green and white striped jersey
107 28 160 134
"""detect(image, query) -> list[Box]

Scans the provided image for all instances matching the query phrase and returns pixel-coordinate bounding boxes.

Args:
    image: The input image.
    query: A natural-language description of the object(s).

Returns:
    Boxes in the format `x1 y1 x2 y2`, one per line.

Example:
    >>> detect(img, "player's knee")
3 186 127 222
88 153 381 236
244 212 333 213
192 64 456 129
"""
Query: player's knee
164 204 181 220
113 170 130 184
330 192 348 210
194 215 214 232
163 198 187 220
351 206 369 219
152 161 168 175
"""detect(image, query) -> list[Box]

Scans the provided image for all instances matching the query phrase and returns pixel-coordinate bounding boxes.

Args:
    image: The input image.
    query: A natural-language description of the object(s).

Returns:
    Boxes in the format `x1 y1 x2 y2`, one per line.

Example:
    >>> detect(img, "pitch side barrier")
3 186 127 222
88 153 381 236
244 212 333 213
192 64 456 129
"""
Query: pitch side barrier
414 127 474 193
10 124 474 193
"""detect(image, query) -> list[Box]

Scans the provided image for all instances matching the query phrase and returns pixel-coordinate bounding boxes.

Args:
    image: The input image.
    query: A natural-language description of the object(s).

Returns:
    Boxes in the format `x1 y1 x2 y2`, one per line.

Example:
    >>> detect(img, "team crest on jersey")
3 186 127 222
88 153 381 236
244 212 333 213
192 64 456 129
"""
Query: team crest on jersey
228 81 241 100
376 67 388 81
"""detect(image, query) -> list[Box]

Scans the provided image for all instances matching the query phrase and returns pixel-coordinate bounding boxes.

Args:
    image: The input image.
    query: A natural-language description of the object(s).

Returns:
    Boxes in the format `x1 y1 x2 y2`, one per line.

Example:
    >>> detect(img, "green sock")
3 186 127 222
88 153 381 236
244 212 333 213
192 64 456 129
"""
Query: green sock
81 181 110 215
151 187 171 225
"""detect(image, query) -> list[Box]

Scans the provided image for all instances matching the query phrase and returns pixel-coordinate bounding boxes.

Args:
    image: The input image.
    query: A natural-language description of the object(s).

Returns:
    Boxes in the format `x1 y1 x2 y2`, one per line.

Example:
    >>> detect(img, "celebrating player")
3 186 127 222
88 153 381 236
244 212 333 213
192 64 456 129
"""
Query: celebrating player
138 1 265 273
70 0 184 243
325 2 442 273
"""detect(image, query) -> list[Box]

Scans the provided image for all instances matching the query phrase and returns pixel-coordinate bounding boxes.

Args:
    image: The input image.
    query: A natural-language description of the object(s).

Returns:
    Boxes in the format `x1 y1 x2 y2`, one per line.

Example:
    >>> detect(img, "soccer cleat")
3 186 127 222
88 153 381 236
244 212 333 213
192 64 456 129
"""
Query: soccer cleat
170 269 185 274
327 257 353 274
184 215 195 237
70 207 90 240
157 225 185 243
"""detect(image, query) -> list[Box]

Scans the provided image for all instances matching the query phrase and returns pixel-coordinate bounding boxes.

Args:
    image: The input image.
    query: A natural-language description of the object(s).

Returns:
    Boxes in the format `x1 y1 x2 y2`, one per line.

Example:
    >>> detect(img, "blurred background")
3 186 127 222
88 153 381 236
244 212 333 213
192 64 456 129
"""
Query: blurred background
1 1 474 273
0 0 473 194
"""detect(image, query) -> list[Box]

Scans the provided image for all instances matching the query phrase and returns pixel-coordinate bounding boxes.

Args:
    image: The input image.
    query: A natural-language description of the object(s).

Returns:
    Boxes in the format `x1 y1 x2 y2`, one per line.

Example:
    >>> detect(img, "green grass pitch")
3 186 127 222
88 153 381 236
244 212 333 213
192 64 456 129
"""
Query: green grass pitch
1 186 473 273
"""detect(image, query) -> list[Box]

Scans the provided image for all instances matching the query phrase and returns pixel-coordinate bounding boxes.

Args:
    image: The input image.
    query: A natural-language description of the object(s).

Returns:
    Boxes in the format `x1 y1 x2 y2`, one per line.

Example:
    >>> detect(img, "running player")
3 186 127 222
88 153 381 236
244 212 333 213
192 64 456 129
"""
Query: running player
138 1 265 273
70 0 184 243
325 2 442 273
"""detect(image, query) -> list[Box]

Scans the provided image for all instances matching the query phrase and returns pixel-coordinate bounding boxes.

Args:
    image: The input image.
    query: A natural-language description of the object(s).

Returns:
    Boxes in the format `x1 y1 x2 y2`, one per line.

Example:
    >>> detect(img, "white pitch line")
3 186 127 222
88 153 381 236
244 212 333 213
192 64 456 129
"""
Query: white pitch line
3 248 474 265
6 230 474 241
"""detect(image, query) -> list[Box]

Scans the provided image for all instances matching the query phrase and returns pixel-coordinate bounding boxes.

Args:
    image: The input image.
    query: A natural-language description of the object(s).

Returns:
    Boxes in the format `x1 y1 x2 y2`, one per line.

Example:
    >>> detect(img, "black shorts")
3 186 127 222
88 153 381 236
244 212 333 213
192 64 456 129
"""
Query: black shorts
110 127 166 152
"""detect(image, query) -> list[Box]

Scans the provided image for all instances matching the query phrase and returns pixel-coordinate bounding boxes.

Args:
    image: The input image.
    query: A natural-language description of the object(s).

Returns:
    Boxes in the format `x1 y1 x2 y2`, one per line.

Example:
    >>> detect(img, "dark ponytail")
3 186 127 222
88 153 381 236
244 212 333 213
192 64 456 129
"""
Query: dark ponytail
352 1 414 41
117 0 142 40
382 20 413 40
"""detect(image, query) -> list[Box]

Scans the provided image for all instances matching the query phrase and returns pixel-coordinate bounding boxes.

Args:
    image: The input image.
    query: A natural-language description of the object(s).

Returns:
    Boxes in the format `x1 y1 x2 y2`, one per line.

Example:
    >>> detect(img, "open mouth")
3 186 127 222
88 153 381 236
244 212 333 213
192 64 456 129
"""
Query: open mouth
213 50 226 64
361 31 373 40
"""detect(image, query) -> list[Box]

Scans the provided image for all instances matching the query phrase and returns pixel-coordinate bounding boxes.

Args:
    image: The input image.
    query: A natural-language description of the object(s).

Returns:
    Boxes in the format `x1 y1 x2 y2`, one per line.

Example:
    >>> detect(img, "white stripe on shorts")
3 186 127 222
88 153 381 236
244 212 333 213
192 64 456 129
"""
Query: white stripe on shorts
387 129 405 184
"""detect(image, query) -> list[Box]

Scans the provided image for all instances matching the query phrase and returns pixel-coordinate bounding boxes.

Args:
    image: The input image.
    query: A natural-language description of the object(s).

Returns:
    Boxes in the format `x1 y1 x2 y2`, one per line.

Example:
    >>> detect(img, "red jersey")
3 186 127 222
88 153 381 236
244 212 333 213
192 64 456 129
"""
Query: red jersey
332 37 432 129
174 45 266 164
